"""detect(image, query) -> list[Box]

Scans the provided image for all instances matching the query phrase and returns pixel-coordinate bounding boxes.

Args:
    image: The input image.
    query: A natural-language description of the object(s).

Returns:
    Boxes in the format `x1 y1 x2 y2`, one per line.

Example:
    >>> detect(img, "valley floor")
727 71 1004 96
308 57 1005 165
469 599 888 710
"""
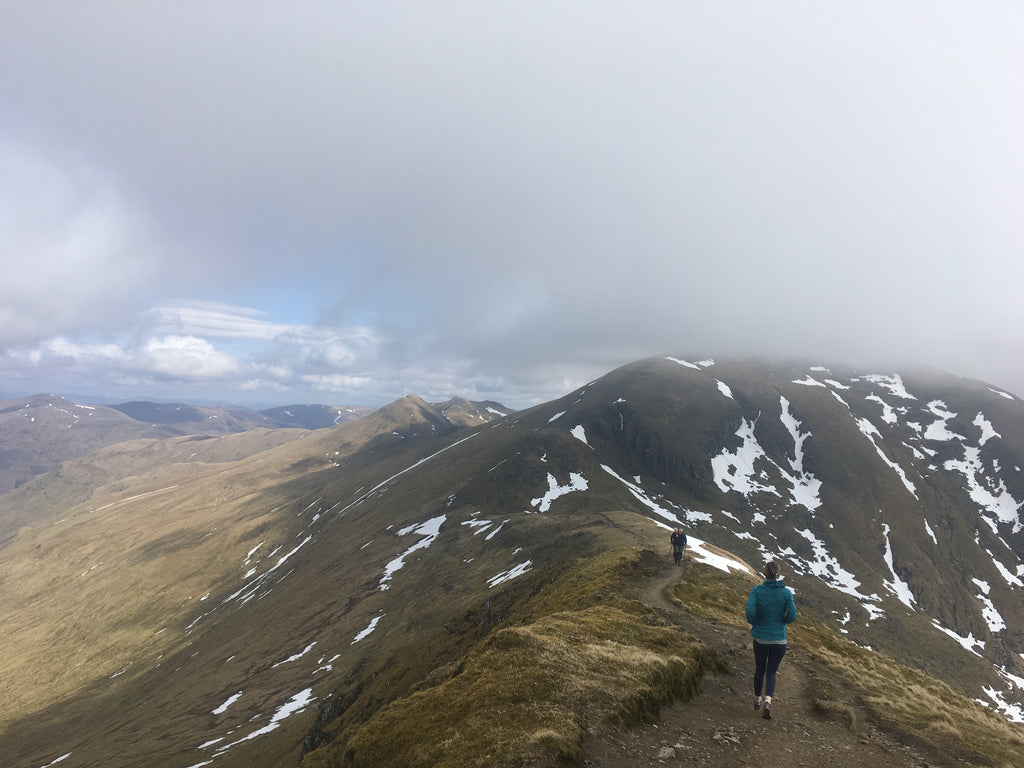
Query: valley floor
582 562 956 768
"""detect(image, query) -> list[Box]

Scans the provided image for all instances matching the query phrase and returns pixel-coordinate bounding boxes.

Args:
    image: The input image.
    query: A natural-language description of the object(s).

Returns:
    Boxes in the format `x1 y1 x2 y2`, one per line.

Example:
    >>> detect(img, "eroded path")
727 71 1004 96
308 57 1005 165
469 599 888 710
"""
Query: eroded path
582 561 942 768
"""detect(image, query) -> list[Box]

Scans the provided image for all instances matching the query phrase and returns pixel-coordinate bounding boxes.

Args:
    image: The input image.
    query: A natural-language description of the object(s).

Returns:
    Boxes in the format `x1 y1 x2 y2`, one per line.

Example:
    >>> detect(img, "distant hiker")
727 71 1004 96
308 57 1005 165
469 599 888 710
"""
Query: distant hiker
745 560 797 719
670 528 687 566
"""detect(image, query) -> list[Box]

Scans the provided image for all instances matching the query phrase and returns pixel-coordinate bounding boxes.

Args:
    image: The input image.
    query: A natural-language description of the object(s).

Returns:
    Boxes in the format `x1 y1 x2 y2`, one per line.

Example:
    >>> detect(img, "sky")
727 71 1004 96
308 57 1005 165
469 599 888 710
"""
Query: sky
2 2 1023 409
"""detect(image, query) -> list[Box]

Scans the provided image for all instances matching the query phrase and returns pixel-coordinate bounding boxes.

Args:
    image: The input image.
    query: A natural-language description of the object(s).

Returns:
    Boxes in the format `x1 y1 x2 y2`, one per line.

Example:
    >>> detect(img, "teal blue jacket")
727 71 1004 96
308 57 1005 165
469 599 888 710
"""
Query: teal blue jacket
745 579 797 643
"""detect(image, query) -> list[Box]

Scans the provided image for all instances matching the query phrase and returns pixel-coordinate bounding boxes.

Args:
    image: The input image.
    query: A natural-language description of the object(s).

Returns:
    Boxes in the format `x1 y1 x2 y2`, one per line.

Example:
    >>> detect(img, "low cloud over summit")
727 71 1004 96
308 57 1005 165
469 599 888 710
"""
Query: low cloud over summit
3 3 1023 406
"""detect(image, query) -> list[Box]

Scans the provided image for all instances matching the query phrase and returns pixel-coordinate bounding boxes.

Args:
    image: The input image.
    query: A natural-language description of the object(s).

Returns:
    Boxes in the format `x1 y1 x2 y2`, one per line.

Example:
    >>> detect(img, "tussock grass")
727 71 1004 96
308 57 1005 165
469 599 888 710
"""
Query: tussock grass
334 605 719 768
805 629 1024 767
303 549 724 768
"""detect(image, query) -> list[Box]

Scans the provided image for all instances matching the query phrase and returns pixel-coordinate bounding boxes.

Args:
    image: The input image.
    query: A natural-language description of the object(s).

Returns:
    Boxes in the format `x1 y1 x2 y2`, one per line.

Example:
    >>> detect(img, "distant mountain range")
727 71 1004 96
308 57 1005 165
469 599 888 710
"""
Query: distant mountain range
0 395 513 499
1 357 1022 767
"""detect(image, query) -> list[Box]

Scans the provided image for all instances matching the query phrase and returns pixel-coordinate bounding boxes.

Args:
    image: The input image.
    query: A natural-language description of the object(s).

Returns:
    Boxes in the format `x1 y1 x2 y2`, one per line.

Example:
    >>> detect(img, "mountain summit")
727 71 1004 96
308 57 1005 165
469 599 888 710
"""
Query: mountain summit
1 357 1023 767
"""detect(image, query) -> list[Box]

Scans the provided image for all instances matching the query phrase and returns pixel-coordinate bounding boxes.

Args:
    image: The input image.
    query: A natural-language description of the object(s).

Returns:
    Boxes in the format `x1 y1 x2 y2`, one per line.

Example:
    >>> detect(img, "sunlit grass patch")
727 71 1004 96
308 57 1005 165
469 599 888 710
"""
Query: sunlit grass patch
300 548 724 768
336 604 722 768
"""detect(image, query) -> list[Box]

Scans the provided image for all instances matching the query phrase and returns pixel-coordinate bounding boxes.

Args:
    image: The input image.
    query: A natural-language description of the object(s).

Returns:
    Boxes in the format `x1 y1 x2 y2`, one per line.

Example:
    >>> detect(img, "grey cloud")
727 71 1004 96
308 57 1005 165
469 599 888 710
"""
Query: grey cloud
2 3 1023 404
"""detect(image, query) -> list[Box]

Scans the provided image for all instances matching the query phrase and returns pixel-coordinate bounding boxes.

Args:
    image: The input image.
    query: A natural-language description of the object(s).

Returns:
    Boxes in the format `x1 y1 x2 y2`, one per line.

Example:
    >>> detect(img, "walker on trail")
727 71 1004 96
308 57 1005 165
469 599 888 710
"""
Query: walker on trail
746 560 798 719
670 528 687 566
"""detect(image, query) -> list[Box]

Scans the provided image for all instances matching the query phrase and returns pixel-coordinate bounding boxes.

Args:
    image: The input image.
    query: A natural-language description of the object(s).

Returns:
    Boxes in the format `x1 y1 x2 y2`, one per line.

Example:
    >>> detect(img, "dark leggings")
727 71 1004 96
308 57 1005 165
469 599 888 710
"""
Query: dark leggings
753 640 787 697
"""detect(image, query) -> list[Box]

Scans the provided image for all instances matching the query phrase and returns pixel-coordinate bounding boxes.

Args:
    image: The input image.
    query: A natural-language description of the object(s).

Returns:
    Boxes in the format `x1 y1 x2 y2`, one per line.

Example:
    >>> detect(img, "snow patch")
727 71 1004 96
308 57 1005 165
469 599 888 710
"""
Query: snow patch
666 357 700 369
488 560 533 588
972 579 1006 633
944 447 1023 533
352 614 385 644
924 400 962 441
982 685 1024 723
531 472 588 513
865 394 898 424
880 524 915 609
212 692 243 715
932 620 984 656
854 417 918 499
38 755 72 768
794 527 883 615
212 688 316 754
485 520 509 540
600 465 684 527
923 518 938 545
778 397 822 512
462 519 492 535
272 642 317 668
973 413 1000 446
791 376 826 387
862 374 917 400
380 516 446 590
687 537 756 576
711 418 778 497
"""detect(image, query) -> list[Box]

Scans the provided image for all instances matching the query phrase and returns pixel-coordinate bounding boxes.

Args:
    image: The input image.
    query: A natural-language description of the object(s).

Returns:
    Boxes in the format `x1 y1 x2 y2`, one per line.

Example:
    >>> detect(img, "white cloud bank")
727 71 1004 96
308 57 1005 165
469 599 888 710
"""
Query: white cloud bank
2 4 1023 406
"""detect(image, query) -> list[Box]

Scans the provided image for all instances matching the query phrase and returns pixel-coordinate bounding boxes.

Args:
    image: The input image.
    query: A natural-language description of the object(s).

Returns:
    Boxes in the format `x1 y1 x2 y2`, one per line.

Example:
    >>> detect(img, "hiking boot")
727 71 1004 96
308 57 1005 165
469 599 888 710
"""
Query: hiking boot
754 698 762 711
761 703 772 720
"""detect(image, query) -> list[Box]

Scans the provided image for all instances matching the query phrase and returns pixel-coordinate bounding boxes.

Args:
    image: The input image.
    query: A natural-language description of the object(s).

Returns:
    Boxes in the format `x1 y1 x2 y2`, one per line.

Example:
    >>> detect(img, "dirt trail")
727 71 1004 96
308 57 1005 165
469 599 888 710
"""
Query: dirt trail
582 560 944 768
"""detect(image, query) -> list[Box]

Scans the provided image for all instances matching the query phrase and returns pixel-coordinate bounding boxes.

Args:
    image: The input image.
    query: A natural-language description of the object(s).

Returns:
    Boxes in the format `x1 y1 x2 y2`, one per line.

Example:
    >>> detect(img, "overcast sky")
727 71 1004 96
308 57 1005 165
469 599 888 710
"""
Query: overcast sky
2 2 1022 409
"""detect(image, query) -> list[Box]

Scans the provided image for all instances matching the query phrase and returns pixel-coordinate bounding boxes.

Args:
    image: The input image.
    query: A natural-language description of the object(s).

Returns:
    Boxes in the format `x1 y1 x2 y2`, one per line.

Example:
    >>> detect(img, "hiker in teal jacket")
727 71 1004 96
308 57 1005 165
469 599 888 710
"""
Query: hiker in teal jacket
745 560 797 719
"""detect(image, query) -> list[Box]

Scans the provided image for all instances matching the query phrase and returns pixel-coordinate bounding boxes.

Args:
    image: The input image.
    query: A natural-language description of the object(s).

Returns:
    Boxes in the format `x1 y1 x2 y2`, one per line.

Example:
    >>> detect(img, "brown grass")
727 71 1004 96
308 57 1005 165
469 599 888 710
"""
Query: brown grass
302 549 725 768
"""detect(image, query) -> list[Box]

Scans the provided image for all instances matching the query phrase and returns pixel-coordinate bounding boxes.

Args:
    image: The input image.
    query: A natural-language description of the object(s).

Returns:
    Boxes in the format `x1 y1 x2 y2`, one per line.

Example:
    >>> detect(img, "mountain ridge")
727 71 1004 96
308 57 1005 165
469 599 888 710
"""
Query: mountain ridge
0 394 507 502
1 355 1023 767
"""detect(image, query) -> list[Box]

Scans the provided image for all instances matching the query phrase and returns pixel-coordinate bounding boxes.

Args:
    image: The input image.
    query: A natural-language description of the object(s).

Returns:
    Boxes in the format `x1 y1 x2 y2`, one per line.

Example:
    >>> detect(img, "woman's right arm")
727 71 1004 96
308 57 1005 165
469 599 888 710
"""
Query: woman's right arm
745 588 758 624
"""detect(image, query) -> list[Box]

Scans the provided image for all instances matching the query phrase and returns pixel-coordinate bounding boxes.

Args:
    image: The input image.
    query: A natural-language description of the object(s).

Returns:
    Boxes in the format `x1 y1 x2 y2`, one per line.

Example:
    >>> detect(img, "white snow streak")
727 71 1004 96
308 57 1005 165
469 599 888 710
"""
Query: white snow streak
880 524 915 609
337 433 479 516
972 579 1006 633
352 614 385 644
687 536 756 576
212 688 316 753
973 413 1000 446
711 418 778 497
271 641 317 668
861 374 917 400
944 447 1023 533
924 400 962 441
488 560 533 588
380 515 446 590
866 394 898 424
223 534 315 604
600 464 684 527
665 357 700 369
932 620 984 656
795 528 883 617
37 754 72 768
854 417 918 499
212 692 243 715
778 397 822 512
531 472 588 512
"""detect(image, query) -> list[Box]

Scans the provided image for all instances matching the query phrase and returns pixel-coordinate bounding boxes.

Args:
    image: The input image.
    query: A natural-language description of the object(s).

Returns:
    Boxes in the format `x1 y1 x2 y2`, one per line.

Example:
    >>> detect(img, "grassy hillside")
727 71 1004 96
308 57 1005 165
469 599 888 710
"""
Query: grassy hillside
3 357 1024 767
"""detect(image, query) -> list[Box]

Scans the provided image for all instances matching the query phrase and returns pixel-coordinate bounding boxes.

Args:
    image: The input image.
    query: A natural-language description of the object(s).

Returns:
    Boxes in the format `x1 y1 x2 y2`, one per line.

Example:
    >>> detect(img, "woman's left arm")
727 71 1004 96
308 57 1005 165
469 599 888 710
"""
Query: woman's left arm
783 590 798 624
